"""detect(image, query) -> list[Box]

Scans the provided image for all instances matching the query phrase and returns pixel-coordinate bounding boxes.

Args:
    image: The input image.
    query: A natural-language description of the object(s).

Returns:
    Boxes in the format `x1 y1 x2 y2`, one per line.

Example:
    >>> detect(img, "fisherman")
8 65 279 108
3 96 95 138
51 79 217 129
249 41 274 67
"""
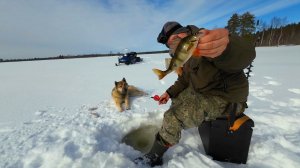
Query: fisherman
135 21 256 166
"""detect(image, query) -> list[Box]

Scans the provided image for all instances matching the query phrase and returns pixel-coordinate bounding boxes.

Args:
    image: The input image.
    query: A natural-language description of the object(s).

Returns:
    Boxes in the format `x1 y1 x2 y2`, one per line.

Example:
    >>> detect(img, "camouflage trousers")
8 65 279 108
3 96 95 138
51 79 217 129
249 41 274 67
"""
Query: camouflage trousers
158 86 245 145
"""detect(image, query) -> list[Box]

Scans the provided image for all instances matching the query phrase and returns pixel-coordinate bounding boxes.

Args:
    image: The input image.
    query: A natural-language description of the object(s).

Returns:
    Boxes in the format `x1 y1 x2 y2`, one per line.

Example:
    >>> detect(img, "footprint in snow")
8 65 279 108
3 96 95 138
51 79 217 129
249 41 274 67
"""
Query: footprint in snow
288 88 300 95
35 110 47 116
0 124 14 133
86 107 100 118
250 86 273 97
264 80 281 86
90 112 100 118
289 98 300 107
262 76 281 86
88 107 98 111
264 76 273 80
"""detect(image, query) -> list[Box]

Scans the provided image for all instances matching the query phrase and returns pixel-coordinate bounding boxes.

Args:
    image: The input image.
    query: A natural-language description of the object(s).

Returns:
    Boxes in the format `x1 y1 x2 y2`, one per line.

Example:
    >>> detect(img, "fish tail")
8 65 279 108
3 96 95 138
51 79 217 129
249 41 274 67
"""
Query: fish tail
152 69 167 80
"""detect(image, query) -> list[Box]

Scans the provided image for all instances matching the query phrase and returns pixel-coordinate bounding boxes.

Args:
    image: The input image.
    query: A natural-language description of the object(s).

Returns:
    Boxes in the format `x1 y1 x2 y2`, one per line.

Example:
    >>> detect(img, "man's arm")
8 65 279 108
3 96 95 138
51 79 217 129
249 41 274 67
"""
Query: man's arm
194 28 256 72
166 65 190 98
212 35 256 72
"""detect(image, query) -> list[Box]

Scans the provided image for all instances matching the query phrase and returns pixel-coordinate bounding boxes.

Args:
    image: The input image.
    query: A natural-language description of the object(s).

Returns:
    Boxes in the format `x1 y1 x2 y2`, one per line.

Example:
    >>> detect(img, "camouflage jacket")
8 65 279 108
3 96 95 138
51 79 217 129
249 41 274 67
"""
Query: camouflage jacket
166 35 256 103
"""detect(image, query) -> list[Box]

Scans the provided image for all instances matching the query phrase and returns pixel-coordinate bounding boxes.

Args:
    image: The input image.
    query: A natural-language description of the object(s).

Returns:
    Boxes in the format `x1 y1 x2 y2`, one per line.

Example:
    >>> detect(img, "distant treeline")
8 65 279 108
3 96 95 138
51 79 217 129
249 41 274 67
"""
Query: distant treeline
256 22 300 46
226 12 300 46
0 50 169 63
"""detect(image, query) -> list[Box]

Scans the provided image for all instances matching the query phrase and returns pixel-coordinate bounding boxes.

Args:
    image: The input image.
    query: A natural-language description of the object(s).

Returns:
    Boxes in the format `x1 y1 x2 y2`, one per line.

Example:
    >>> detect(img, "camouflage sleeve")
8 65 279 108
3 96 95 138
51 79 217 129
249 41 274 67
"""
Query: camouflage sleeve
212 35 256 72
166 65 190 98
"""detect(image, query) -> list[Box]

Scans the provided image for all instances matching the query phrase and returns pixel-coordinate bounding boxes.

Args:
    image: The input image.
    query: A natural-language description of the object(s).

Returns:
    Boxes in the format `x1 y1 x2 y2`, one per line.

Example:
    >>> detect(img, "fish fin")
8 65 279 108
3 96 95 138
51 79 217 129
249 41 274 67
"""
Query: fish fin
152 69 166 80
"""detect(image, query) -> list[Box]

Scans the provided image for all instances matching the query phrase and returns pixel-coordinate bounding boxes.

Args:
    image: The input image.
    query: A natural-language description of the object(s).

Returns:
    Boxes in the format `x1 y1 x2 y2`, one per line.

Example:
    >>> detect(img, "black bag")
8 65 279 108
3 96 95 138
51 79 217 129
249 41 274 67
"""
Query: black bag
198 107 254 164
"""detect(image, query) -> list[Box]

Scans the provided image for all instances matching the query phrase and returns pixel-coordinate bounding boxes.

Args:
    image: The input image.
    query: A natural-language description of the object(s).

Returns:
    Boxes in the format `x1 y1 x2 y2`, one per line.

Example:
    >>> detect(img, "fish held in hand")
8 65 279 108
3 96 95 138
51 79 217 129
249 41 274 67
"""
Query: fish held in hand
152 33 203 80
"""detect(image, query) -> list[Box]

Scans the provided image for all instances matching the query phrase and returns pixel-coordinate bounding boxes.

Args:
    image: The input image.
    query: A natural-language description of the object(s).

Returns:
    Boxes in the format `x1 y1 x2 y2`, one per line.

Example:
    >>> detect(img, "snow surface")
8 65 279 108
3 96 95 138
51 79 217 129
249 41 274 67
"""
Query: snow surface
1 46 300 168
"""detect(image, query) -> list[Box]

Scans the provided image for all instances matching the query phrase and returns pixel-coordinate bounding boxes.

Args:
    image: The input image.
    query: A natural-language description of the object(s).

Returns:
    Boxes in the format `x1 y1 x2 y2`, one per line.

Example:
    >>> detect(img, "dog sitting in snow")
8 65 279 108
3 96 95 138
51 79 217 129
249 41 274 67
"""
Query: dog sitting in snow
111 78 147 112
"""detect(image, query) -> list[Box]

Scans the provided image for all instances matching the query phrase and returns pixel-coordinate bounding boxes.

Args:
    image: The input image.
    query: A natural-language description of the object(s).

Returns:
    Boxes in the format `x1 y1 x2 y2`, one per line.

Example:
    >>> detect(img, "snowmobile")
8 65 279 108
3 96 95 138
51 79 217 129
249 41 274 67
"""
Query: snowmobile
115 52 143 66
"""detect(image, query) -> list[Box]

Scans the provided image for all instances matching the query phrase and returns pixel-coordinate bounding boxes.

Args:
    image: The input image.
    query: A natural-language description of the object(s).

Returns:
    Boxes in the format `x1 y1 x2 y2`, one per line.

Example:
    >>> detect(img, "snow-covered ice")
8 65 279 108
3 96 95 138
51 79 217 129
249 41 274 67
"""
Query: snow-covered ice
1 46 300 168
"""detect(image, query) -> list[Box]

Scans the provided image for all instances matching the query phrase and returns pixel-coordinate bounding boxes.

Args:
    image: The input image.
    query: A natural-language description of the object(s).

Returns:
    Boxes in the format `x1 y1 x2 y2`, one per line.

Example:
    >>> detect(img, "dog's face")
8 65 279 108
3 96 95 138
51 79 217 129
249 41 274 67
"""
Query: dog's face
115 78 128 94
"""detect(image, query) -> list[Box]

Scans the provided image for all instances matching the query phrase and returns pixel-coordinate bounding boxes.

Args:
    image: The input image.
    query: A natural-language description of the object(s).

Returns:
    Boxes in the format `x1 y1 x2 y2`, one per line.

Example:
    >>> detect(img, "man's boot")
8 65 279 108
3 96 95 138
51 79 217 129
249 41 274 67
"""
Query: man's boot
134 133 170 167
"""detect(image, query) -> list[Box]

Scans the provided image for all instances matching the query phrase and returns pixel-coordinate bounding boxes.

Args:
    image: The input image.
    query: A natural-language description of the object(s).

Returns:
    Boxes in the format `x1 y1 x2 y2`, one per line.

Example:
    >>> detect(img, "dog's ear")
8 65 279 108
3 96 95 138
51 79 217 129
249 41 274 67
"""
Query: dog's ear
115 81 118 86
122 77 126 82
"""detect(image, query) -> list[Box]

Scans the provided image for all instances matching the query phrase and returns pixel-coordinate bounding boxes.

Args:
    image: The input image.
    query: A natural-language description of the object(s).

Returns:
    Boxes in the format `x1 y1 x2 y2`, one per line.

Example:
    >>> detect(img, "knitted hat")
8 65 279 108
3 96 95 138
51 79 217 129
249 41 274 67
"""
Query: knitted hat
157 21 189 44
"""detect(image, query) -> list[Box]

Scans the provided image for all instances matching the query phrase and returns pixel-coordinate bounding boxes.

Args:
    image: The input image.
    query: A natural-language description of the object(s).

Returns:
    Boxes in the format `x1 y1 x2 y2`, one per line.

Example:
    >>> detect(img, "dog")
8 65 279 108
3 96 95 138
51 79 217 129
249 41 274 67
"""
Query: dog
111 78 147 112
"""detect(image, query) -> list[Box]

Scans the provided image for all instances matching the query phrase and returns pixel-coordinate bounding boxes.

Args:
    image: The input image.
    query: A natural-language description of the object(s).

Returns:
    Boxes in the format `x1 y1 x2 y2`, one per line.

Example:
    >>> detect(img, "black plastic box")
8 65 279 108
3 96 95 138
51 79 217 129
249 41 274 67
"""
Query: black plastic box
198 115 254 164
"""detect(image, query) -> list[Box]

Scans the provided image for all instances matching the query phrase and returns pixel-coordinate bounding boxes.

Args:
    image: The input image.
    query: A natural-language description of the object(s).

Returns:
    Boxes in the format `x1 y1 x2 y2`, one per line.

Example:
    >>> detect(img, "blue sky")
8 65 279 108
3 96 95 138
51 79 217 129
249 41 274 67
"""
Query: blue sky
1 0 300 59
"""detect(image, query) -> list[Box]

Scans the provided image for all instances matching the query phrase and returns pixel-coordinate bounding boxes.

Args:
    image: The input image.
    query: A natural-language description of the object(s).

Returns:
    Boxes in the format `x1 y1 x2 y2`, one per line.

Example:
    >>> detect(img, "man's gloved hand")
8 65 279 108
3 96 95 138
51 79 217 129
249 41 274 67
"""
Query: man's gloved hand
193 28 229 58
158 92 170 105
